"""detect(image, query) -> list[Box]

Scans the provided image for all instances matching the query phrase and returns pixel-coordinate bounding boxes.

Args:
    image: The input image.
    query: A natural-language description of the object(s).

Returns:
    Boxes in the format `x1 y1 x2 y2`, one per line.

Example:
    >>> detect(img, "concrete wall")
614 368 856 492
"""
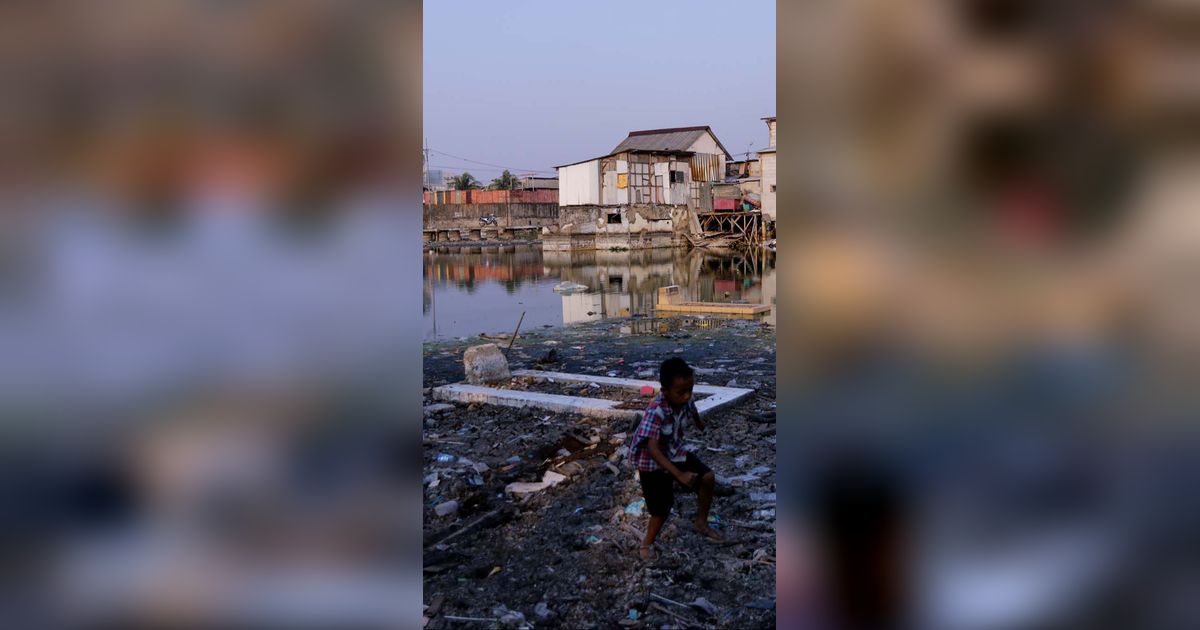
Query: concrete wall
767 119 777 148
761 152 777 222
423 203 560 230
547 204 689 250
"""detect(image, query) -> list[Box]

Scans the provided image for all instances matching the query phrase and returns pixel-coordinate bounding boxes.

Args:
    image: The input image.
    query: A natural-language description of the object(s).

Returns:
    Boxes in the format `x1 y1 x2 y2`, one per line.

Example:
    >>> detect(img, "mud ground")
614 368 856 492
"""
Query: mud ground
423 318 776 629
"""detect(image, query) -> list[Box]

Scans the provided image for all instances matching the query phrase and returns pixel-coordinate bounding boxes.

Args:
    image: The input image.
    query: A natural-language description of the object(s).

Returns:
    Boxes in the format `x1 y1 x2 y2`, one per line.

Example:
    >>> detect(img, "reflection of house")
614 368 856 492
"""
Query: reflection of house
561 292 604 325
549 126 734 251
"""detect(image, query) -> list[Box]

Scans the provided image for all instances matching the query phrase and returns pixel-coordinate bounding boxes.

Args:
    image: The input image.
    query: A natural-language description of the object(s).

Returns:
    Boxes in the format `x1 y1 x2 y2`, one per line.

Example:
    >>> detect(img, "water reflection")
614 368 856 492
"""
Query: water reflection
423 245 775 340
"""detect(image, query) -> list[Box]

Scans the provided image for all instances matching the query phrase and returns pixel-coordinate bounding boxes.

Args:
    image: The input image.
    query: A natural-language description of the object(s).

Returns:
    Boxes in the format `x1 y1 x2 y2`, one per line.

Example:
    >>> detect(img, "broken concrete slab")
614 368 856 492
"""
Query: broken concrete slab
432 370 754 421
463 343 511 385
424 403 456 414
505 469 568 495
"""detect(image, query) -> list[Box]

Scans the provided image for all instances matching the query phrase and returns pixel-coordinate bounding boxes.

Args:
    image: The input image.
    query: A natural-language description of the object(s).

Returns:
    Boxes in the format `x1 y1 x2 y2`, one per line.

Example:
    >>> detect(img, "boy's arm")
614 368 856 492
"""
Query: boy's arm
646 437 694 485
692 403 705 431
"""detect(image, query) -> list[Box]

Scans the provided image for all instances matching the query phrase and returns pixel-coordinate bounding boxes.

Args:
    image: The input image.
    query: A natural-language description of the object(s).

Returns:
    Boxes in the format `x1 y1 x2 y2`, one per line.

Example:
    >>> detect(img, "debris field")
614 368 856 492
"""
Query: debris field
423 318 776 629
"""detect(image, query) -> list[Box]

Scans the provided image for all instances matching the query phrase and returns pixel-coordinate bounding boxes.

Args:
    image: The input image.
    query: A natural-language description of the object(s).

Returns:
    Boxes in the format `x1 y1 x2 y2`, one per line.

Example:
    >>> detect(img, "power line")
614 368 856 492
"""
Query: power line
428 164 543 175
428 148 556 175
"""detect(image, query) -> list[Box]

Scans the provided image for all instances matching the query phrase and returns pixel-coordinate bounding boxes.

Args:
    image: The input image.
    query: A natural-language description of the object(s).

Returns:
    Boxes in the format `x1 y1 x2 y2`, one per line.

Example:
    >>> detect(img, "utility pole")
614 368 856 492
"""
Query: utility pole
423 138 431 189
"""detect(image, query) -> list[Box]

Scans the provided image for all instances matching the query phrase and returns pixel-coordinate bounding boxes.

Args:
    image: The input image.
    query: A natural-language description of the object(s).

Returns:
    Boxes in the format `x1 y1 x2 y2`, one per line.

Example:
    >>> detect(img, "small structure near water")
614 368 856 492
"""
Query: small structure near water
653 285 772 317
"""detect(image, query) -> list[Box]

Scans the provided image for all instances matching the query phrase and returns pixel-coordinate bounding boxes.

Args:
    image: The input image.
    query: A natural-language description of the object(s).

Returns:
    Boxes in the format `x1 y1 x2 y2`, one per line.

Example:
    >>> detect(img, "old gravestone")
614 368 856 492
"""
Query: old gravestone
463 343 511 385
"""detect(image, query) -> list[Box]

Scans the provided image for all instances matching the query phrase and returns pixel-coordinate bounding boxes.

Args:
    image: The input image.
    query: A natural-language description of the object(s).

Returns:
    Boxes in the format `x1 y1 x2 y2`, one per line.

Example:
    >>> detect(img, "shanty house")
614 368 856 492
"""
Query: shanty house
550 125 734 250
558 150 694 207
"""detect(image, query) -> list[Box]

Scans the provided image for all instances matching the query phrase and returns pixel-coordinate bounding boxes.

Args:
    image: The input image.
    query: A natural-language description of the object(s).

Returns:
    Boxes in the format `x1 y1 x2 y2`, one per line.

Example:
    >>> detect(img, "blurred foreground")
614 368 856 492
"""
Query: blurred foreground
1 1 424 626
778 0 1200 628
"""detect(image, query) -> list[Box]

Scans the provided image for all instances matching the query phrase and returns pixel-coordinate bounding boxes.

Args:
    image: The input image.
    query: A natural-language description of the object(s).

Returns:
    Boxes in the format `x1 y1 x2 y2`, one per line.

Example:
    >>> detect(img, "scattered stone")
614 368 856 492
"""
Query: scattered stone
464 343 511 385
492 605 527 628
434 500 459 517
690 597 718 617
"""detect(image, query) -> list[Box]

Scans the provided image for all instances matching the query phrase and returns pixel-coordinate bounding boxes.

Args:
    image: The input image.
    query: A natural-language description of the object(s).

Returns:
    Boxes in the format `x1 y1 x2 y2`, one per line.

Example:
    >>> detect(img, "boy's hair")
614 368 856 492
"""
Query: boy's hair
659 357 694 389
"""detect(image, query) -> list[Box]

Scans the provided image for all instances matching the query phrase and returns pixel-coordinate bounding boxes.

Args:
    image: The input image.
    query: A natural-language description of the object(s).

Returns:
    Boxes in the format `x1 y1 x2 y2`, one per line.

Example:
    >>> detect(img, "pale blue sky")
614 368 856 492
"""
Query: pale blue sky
424 0 775 178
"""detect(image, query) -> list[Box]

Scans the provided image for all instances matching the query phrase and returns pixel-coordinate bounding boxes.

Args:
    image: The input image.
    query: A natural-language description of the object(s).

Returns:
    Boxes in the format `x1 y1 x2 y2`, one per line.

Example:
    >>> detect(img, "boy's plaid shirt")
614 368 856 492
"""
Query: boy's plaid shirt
630 394 698 472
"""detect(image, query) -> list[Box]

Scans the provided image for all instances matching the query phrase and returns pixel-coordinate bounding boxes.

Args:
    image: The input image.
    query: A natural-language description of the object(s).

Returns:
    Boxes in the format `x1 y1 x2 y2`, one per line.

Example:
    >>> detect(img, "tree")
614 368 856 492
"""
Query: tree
489 169 520 190
450 172 480 190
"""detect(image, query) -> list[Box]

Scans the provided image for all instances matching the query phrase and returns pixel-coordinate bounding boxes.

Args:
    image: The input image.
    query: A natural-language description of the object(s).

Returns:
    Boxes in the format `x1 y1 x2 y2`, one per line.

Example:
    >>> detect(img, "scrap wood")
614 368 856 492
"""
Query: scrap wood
544 441 614 467
729 519 774 533
427 507 514 548
648 602 701 629
650 593 691 610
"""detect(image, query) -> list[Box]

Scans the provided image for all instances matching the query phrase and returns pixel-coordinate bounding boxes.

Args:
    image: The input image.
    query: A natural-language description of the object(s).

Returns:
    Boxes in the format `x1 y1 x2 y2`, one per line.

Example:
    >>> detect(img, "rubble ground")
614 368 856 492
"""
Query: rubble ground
423 318 776 629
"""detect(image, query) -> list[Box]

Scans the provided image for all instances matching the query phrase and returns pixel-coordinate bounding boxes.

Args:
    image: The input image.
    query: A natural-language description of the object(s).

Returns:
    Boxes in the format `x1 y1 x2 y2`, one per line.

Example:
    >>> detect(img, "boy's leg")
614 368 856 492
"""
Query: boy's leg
693 471 722 540
696 470 716 521
642 515 666 559
680 454 722 541
639 470 673 559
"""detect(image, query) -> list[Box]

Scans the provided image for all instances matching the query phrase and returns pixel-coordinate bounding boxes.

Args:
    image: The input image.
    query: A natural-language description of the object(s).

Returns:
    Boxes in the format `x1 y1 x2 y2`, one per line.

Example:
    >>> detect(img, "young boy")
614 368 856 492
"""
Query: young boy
630 357 723 560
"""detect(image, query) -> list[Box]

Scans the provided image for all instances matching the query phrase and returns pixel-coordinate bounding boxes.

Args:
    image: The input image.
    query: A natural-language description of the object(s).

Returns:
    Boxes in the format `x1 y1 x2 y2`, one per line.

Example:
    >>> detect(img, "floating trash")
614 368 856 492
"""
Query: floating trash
553 281 589 294
625 498 646 517
435 453 455 463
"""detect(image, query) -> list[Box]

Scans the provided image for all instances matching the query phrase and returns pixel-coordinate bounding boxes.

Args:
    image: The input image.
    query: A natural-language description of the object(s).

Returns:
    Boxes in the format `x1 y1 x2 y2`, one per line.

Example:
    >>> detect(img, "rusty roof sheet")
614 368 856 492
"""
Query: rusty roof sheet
612 126 733 159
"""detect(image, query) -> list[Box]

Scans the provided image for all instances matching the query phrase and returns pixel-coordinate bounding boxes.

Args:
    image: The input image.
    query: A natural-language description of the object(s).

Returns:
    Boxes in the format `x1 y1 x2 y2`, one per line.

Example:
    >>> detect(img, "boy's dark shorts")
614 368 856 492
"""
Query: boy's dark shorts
639 453 712 518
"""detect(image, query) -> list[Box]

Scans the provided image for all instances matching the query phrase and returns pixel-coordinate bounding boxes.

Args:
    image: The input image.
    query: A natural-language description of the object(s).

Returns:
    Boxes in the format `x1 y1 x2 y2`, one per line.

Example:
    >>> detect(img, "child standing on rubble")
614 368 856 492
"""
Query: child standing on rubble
630 357 723 560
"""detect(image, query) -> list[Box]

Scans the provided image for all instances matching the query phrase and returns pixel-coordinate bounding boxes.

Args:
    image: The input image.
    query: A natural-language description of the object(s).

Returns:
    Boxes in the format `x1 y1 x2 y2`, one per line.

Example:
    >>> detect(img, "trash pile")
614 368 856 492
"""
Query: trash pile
423 319 777 629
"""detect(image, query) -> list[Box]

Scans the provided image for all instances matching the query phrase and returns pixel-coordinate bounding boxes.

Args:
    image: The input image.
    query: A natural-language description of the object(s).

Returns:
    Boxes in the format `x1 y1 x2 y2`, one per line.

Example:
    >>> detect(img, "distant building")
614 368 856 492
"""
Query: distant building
726 159 761 180
758 116 776 229
519 176 559 190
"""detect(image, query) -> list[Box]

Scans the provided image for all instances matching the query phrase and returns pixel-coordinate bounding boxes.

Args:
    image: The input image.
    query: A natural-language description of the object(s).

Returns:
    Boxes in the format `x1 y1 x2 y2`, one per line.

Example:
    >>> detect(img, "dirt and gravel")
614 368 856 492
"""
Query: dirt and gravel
422 317 776 629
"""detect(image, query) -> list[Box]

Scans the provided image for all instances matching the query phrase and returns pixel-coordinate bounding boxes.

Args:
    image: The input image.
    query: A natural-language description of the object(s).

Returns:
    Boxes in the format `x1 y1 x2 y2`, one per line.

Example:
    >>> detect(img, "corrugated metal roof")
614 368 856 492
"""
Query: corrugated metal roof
554 149 693 170
612 126 733 159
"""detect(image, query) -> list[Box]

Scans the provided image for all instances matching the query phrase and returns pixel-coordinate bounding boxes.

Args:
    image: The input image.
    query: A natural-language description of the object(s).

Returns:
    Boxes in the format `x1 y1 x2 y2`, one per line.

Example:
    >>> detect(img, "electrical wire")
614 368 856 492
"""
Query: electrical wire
427 149 556 175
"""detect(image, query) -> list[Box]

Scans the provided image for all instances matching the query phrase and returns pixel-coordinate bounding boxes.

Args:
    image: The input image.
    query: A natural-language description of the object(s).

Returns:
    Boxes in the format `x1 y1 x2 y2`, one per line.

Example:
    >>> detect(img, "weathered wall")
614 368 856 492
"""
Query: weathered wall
760 152 777 222
424 190 557 205
423 203 560 230
559 160 601 206
686 132 727 181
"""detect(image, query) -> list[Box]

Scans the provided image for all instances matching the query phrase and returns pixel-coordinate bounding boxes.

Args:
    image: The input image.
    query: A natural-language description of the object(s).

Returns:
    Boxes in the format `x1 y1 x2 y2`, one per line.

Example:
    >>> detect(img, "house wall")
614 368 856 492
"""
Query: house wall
559 160 601 206
767 119 777 148
761 152 777 222
686 132 727 182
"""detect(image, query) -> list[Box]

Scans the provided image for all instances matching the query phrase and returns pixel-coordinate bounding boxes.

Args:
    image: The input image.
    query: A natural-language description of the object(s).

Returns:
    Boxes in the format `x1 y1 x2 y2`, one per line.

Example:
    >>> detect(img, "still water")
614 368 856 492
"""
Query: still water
423 245 776 340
